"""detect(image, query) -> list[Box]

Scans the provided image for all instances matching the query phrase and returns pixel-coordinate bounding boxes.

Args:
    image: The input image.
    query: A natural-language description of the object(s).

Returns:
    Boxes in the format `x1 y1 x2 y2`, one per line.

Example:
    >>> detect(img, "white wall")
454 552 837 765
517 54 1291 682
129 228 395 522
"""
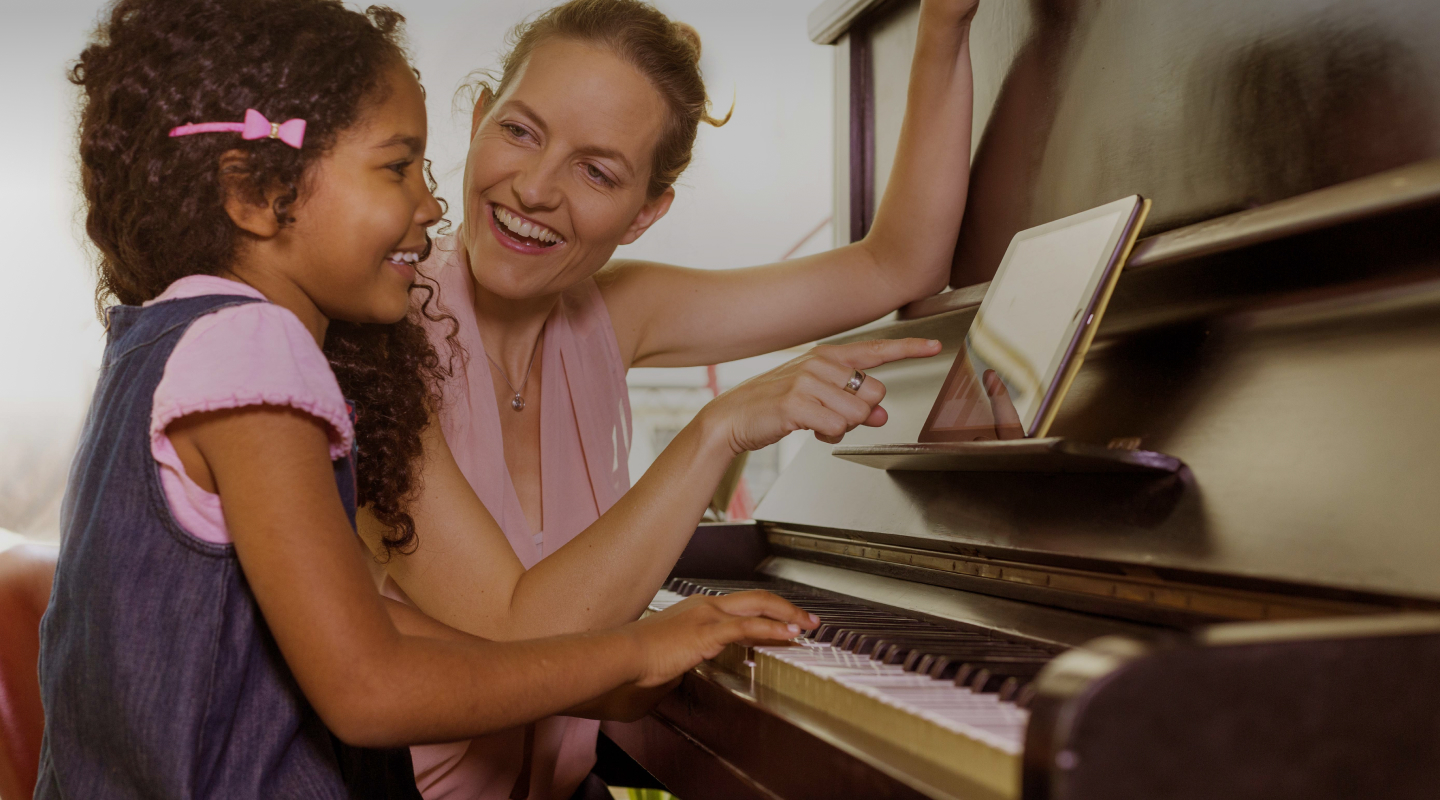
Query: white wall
0 0 834 538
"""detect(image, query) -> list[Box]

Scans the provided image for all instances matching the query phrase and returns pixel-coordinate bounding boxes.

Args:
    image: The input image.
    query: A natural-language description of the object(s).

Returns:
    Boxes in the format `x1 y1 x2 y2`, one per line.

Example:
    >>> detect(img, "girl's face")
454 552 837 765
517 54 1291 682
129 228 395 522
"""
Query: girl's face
460 39 674 301
285 62 442 324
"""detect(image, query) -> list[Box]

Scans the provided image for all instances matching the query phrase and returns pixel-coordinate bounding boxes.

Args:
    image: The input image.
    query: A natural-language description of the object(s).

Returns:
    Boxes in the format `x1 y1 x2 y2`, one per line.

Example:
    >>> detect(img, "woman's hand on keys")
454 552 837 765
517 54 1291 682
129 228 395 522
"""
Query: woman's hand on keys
624 591 819 688
697 338 943 452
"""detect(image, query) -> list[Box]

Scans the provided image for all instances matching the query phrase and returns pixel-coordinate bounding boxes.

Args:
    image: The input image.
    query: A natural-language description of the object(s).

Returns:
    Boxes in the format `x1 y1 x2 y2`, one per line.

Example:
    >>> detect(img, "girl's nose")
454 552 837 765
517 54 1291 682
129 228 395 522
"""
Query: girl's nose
417 187 443 229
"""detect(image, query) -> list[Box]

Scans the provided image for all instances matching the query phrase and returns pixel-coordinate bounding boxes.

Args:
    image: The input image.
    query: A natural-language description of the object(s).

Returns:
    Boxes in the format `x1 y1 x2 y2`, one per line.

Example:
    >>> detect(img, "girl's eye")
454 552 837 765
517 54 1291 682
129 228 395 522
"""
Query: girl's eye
585 164 614 187
388 160 413 177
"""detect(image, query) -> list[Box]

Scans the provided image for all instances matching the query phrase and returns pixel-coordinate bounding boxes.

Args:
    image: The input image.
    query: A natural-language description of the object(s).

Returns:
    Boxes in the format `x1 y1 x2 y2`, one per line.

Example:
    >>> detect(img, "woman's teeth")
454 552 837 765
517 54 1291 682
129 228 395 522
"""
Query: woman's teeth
387 251 420 264
494 205 562 245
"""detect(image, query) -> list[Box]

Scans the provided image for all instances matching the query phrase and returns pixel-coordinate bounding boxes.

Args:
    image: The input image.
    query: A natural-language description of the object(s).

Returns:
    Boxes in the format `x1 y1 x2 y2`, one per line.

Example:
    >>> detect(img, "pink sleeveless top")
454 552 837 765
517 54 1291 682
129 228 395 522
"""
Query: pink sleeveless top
401 238 632 800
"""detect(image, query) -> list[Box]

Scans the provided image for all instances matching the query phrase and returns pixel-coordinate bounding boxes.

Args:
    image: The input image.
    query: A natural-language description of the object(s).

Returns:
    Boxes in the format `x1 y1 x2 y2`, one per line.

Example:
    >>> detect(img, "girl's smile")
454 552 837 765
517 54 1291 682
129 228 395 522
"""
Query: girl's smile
386 249 423 282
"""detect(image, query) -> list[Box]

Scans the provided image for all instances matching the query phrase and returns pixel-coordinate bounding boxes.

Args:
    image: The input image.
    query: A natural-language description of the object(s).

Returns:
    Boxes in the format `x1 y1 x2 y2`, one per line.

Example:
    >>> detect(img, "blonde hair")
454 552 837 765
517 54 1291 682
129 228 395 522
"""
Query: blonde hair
467 0 730 198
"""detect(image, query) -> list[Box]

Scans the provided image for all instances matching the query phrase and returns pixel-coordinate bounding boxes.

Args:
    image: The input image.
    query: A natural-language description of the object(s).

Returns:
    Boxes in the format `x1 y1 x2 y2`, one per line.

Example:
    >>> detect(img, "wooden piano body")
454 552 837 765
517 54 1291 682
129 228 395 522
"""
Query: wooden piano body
604 1 1440 797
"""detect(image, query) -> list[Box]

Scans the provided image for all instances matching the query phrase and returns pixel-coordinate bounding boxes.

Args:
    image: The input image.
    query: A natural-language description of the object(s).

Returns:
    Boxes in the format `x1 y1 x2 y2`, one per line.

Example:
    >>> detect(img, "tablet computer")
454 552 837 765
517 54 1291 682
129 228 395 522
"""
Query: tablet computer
919 195 1150 443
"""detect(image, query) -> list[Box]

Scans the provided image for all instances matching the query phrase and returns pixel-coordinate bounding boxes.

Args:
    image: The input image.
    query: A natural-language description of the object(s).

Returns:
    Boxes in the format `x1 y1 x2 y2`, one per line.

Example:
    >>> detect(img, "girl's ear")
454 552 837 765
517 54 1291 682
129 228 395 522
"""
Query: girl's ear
471 87 495 139
619 187 675 246
219 150 285 238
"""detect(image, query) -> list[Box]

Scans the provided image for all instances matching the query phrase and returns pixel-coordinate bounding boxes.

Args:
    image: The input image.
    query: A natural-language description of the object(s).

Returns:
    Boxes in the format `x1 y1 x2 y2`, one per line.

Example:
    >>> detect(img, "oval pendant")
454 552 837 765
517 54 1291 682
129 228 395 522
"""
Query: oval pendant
511 395 526 412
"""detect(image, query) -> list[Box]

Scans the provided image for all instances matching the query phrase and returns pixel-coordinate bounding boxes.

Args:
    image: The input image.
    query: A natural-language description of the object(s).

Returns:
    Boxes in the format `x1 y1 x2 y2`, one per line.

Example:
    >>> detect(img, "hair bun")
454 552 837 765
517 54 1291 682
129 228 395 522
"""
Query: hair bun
672 21 702 63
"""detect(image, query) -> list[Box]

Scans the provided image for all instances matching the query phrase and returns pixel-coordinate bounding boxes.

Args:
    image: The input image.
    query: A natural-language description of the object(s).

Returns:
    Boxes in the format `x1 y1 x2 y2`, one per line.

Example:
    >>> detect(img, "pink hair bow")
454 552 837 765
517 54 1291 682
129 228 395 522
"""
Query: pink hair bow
168 109 306 149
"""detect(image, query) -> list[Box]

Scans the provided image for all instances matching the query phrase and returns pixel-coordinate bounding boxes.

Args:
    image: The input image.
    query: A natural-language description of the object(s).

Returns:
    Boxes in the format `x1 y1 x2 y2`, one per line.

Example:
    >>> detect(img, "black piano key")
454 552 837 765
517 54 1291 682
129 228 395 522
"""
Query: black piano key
911 649 1030 674
814 621 938 646
838 625 956 652
969 668 1004 693
1015 682 1038 709
925 654 1049 680
858 630 992 655
881 639 1039 666
904 646 1041 672
956 660 1047 693
901 643 1036 670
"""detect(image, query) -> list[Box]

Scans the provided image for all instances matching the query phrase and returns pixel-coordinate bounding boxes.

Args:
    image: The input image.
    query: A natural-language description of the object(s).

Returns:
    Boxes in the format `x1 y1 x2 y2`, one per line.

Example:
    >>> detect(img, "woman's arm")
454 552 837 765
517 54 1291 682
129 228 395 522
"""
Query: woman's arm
604 0 981 369
187 404 810 747
367 337 938 642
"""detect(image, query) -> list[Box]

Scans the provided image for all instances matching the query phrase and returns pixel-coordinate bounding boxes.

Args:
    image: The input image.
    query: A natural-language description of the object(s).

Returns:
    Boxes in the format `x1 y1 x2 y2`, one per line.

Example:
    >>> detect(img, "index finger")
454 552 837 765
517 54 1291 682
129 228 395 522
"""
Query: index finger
712 590 820 629
826 338 943 371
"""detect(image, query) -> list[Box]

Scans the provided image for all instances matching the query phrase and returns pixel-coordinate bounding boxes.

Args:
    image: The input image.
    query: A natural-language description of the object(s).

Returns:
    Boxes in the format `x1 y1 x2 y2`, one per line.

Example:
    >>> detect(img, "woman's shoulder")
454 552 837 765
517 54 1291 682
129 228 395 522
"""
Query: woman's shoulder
557 275 626 378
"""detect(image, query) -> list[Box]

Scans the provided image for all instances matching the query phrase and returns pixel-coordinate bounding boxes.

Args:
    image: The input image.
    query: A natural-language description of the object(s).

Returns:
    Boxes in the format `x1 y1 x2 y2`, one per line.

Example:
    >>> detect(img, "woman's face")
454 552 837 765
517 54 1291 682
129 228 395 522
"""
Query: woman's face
461 38 673 301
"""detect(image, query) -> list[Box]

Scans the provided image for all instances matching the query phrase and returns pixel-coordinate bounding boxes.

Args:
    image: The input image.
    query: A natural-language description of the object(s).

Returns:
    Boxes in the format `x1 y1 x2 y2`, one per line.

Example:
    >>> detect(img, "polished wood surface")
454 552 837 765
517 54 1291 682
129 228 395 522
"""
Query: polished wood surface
604 1 1440 796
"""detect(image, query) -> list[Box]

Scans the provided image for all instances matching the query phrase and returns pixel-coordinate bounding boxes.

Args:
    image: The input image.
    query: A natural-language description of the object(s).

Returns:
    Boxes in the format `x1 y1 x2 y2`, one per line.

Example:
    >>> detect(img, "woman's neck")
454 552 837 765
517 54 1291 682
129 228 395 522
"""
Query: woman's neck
466 257 558 378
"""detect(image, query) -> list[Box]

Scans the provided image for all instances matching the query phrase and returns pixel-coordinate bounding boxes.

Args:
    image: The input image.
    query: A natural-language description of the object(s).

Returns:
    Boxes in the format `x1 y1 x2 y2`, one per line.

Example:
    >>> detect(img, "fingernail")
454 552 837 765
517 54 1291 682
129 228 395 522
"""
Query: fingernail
808 614 820 625
787 624 800 634
928 339 941 346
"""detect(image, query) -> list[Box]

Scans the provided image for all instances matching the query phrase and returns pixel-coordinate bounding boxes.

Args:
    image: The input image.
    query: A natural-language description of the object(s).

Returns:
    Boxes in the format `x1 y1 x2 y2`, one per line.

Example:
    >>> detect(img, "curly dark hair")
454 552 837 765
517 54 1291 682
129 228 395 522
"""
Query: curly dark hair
72 0 455 555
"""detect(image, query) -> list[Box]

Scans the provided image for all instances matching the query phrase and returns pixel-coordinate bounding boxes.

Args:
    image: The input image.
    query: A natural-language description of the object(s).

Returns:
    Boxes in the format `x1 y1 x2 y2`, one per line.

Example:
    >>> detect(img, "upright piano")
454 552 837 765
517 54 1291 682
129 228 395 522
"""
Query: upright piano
604 0 1440 797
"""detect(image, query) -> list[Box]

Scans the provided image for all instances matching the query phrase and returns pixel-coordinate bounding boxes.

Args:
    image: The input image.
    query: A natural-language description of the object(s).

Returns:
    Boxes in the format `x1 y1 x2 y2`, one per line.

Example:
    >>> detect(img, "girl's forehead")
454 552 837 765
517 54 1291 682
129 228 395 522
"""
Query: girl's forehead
348 64 429 147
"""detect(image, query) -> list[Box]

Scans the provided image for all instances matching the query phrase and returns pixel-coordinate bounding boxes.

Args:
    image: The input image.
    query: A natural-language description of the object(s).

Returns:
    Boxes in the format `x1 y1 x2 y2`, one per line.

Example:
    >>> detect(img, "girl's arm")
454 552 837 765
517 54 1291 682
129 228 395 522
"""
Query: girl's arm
187 405 810 747
603 0 981 370
366 337 939 641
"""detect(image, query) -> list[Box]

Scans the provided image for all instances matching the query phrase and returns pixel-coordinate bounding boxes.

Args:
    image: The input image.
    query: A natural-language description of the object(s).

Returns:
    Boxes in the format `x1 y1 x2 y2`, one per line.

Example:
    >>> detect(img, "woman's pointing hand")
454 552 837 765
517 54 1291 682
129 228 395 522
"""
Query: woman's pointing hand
697 338 943 454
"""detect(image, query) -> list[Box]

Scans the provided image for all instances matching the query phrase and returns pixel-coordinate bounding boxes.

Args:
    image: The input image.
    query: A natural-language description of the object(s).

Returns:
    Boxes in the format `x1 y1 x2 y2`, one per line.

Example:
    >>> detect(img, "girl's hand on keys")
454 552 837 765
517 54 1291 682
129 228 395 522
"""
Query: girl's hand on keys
696 338 943 453
624 591 819 688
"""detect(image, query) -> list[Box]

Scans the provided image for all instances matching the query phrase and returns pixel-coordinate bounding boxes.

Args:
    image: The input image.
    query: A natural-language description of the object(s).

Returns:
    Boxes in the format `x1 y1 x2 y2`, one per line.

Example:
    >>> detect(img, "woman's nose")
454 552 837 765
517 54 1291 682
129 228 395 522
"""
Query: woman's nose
511 156 563 211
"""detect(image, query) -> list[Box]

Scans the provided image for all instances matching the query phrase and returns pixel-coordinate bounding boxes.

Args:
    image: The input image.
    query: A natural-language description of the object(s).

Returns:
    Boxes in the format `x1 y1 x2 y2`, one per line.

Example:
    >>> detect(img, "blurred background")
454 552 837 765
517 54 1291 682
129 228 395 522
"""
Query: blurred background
0 0 837 544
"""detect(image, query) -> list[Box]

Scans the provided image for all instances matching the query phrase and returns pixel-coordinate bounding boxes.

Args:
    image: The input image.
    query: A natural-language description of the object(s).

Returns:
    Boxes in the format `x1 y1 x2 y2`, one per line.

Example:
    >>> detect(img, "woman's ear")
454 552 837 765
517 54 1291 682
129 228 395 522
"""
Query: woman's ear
219 150 285 238
471 87 495 139
619 187 675 246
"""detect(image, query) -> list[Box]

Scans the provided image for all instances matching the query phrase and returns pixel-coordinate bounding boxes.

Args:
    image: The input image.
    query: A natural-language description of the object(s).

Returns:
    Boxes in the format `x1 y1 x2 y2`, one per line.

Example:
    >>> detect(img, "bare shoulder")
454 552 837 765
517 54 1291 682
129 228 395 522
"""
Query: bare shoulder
593 259 685 365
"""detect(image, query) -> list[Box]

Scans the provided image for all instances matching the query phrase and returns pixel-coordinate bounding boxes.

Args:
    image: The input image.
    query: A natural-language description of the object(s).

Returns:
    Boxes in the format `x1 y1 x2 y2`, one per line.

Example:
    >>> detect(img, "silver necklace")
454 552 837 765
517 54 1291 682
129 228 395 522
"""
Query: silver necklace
485 338 540 412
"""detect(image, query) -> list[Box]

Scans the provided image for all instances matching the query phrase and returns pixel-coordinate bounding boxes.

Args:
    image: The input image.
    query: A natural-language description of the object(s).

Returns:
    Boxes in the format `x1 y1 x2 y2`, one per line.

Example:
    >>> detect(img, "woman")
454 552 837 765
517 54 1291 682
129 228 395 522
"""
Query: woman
360 0 982 797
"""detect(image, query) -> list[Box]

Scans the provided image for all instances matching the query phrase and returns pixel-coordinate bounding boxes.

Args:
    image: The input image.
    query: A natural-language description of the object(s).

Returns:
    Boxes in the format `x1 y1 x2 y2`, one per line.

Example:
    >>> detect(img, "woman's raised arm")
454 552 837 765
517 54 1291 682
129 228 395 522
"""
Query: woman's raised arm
604 0 981 369
363 337 939 640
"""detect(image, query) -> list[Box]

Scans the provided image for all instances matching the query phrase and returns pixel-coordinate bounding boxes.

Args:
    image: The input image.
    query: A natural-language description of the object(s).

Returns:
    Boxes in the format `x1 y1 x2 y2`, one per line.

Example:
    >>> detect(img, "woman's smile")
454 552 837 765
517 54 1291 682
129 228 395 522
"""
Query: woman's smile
486 201 567 254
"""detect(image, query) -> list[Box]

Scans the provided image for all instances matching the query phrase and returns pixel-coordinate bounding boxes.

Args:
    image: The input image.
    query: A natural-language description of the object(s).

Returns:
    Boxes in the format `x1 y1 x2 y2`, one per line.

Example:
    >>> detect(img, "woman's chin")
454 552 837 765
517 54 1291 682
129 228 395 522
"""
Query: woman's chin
465 257 554 302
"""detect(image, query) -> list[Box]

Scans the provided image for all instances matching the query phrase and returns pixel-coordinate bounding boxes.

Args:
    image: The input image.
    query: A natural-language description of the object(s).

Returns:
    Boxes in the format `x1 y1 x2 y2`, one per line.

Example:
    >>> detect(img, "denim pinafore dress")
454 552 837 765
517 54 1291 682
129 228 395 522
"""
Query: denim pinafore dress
35 294 420 799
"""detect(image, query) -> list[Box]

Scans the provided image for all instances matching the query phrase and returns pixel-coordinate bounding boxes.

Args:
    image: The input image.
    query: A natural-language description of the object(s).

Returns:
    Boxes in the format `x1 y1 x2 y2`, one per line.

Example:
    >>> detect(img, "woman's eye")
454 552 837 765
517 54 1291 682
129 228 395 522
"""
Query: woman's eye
585 164 614 187
502 123 530 140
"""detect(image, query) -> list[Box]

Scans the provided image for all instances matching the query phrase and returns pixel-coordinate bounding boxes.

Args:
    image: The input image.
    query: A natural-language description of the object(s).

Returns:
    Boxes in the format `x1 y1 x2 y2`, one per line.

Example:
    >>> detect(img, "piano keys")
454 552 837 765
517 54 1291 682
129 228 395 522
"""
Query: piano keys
651 579 1043 798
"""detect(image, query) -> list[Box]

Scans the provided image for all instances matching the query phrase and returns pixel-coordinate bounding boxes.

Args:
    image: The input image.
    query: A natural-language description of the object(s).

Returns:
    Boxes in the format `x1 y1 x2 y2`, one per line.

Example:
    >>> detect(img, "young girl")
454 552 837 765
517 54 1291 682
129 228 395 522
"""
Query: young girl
37 0 818 796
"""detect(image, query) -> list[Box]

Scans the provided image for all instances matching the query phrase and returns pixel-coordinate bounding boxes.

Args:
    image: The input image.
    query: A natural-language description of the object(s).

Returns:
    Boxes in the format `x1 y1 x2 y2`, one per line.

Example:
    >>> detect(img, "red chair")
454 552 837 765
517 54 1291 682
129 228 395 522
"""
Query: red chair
0 544 56 800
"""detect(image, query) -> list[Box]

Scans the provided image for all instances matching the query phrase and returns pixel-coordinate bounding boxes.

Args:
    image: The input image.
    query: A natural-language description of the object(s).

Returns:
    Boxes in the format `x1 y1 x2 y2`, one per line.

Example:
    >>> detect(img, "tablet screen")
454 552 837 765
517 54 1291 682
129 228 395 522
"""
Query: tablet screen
920 196 1145 442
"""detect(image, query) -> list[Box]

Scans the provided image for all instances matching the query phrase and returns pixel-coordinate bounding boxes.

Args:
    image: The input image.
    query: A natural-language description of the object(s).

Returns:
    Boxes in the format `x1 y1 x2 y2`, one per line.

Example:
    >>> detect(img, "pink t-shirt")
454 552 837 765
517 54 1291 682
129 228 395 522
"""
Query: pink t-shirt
147 275 353 543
